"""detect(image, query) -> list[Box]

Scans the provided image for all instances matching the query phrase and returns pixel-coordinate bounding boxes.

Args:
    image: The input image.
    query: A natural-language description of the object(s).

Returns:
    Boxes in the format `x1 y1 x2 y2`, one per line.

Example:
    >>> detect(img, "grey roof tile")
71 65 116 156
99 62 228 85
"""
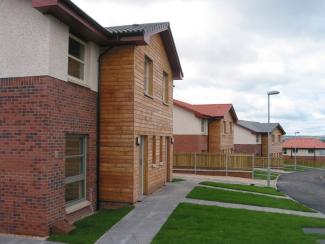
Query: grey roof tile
237 120 283 133
106 22 170 35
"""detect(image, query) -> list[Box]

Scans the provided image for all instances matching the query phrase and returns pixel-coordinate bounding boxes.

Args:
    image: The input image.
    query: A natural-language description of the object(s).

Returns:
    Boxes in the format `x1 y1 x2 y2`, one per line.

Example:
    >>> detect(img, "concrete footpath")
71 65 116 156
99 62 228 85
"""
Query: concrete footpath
95 180 196 244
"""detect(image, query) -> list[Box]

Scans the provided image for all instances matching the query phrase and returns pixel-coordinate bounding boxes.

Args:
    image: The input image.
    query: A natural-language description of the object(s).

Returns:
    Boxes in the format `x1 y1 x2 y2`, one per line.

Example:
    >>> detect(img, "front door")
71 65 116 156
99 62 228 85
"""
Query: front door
139 136 145 197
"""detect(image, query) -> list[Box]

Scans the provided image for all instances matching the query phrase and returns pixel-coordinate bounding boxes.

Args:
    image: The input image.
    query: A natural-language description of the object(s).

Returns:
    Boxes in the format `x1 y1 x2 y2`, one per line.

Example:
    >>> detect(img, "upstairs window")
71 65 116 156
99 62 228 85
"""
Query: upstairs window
162 72 169 104
272 135 275 143
68 36 86 82
278 135 282 142
223 121 227 134
229 122 233 134
256 135 259 143
144 56 153 96
308 149 315 154
201 120 205 133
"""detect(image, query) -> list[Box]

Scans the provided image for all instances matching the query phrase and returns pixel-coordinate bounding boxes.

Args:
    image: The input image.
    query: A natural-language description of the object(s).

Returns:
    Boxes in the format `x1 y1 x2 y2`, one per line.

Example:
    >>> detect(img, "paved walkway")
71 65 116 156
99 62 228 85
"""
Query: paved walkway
0 236 59 244
95 180 196 244
201 185 289 199
174 173 278 187
184 198 325 219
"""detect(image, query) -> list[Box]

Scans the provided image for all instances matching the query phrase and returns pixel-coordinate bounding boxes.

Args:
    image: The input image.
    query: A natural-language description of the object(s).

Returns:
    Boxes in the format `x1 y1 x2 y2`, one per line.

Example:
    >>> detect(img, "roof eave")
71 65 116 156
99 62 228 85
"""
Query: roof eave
32 0 114 45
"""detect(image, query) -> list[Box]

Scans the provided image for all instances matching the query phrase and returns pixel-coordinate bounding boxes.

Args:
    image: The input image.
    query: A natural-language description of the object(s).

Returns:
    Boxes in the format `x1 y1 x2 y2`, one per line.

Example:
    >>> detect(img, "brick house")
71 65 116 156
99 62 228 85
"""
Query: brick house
283 137 325 162
173 100 238 153
0 0 182 237
234 120 286 157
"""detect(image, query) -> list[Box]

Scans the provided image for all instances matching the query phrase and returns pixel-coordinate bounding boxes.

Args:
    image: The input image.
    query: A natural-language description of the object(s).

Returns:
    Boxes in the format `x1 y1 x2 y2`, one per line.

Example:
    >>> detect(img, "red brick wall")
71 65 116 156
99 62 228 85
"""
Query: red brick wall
174 135 208 153
0 76 97 236
234 144 262 155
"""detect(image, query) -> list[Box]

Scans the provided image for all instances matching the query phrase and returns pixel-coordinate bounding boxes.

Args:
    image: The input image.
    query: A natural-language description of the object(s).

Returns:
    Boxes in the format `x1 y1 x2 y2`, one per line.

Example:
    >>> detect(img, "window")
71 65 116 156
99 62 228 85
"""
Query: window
256 135 260 143
68 36 86 82
159 136 163 163
308 149 315 154
65 135 86 206
144 56 153 96
201 120 205 133
152 136 156 164
272 135 275 143
162 72 169 104
319 150 325 156
229 122 233 134
293 148 299 153
223 121 227 134
283 149 287 154
278 135 281 142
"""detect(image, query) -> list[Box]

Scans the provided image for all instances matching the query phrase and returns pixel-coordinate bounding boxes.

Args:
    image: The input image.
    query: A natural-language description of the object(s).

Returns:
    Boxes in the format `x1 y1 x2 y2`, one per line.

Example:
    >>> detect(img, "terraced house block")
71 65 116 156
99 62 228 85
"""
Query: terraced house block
0 0 182 237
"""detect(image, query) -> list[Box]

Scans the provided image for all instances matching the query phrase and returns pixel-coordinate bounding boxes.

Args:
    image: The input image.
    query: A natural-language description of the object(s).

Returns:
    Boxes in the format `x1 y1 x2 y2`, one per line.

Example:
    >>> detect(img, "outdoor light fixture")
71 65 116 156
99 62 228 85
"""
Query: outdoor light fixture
267 90 280 187
136 136 141 146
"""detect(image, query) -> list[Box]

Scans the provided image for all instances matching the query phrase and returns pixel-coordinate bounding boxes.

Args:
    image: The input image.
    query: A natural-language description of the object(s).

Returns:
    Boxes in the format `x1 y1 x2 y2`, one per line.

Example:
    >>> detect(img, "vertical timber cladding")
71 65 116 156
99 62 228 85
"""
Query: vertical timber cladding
134 34 174 198
100 34 174 203
208 120 221 153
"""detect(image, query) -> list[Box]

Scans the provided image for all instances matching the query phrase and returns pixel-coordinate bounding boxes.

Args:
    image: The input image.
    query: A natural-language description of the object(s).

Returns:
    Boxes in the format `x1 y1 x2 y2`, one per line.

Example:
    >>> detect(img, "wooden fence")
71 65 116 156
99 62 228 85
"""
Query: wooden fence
284 158 325 168
173 152 284 171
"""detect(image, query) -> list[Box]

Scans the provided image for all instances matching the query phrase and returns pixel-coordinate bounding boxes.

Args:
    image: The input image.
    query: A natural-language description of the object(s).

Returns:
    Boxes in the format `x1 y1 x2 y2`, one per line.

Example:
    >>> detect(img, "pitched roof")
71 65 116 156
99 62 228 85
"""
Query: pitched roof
106 22 183 80
106 22 170 35
174 99 238 120
237 120 286 134
32 1 183 80
283 138 325 149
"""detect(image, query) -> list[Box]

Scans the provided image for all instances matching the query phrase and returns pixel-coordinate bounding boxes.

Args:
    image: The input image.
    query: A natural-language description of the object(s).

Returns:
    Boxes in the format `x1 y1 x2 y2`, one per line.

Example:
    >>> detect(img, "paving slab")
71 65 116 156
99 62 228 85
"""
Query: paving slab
174 173 277 187
200 185 289 199
318 240 325 244
184 198 325 219
0 236 60 244
303 228 325 234
95 180 196 244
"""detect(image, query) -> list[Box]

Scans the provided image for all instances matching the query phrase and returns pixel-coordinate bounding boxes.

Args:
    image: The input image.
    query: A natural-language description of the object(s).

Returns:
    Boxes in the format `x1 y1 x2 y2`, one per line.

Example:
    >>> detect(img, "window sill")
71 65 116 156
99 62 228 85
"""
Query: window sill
162 101 169 106
68 76 90 89
66 200 91 215
144 93 154 99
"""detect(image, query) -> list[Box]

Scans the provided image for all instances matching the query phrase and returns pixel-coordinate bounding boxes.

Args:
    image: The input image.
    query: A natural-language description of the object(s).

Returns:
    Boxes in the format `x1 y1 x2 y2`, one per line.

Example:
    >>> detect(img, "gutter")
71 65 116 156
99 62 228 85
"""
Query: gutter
96 46 114 210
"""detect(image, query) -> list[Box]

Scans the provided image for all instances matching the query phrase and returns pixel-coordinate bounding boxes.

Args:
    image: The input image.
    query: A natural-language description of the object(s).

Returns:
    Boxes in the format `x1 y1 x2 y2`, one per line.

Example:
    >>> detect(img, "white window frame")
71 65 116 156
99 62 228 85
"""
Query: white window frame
68 34 88 87
65 135 87 208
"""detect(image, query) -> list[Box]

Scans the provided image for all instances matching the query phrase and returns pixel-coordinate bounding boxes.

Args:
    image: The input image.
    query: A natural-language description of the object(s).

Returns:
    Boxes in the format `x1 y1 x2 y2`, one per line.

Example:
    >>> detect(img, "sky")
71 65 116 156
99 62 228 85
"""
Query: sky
74 0 325 136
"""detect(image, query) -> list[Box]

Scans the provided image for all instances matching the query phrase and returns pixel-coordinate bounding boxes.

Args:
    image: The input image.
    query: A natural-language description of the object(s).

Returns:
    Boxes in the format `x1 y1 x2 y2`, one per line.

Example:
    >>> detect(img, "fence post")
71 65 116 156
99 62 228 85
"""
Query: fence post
194 152 197 175
252 154 255 179
225 154 228 177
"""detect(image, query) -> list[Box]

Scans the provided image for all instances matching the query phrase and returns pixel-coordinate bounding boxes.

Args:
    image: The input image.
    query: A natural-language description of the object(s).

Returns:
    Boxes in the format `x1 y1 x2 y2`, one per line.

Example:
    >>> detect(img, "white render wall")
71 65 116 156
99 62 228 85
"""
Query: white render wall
283 148 325 157
0 0 99 92
173 106 208 135
234 124 261 144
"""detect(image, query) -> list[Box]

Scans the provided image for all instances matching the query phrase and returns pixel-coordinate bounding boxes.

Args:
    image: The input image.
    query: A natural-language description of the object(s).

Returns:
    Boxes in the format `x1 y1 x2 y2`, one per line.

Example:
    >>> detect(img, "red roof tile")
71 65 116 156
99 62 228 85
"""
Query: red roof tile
283 138 325 149
174 99 237 120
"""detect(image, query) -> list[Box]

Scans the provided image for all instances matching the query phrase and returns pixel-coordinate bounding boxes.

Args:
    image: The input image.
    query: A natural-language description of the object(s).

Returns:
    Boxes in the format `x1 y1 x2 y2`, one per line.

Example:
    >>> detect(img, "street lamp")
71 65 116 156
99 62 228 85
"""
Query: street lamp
267 90 280 187
294 131 300 170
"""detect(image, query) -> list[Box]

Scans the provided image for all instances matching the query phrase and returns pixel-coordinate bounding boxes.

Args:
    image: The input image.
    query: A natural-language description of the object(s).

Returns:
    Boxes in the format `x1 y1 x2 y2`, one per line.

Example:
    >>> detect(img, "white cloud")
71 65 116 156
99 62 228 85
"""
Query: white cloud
73 0 325 136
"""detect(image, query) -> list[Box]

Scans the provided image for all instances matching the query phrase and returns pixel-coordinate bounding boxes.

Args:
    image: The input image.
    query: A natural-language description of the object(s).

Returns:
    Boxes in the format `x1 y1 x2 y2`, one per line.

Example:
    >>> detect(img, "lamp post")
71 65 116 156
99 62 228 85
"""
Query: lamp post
294 131 300 170
267 90 280 187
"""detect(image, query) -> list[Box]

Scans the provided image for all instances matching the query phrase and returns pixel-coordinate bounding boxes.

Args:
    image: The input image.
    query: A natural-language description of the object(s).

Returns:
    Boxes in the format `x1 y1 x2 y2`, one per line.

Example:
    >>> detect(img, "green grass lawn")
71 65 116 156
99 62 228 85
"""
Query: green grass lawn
253 169 280 180
200 181 284 196
187 186 314 212
152 203 325 244
47 206 134 244
172 178 185 182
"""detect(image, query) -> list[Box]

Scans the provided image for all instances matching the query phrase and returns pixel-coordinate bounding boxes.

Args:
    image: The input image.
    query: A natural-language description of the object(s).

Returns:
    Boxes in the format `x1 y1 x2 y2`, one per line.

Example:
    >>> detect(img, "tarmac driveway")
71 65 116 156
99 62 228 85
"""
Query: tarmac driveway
277 169 325 214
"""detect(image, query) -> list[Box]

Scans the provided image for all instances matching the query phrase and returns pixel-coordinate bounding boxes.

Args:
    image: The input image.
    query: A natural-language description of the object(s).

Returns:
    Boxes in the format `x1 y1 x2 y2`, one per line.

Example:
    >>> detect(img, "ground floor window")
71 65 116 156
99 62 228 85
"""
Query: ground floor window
65 135 87 206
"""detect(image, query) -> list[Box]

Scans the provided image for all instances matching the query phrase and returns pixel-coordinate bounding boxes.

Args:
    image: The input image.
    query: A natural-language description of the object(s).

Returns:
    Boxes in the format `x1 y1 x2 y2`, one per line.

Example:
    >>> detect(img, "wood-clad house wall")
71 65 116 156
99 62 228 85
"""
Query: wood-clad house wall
261 128 283 157
100 34 174 204
208 111 235 153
